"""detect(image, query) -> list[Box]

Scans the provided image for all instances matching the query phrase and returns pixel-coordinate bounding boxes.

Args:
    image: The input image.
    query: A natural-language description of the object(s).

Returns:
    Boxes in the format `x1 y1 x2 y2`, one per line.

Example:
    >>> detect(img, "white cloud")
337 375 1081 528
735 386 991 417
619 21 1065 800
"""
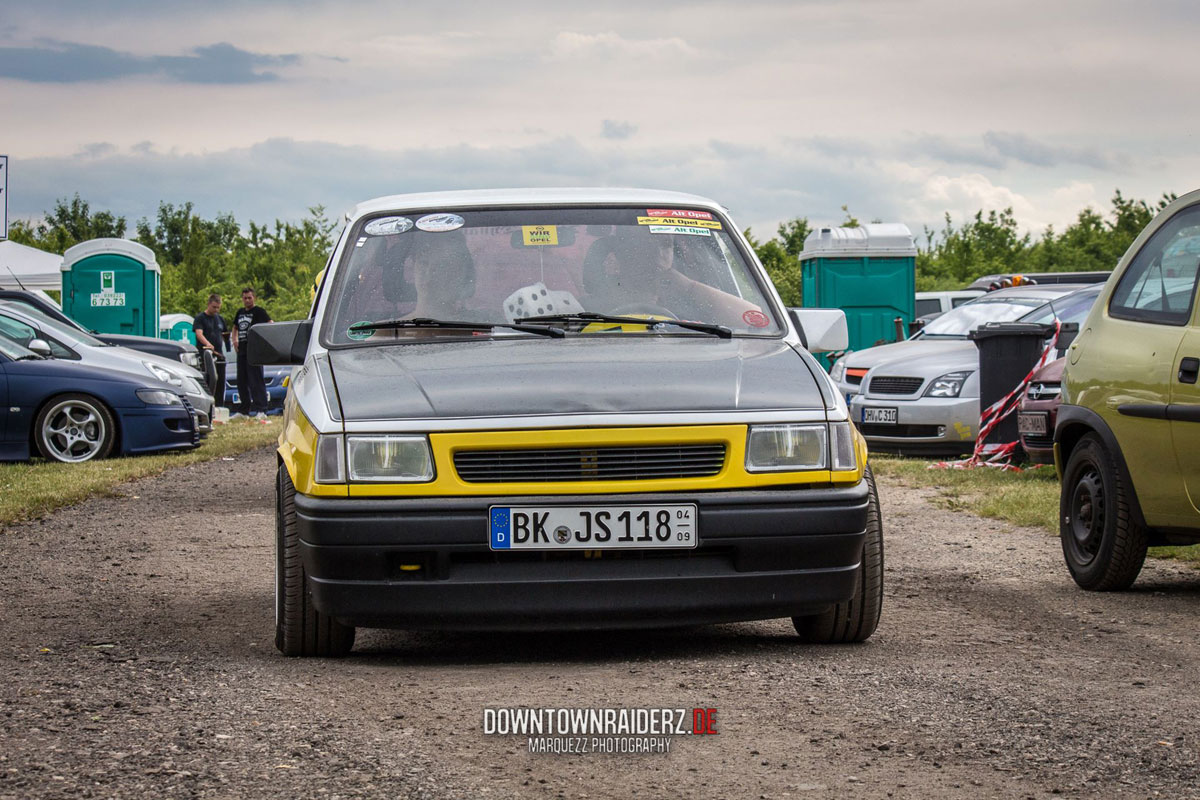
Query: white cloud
548 31 698 60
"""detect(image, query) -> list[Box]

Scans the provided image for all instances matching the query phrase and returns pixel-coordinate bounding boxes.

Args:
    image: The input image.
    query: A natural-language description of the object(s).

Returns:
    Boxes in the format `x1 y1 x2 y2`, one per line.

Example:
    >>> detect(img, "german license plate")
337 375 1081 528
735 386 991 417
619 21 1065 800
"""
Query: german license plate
489 505 697 551
862 407 898 424
1018 412 1048 436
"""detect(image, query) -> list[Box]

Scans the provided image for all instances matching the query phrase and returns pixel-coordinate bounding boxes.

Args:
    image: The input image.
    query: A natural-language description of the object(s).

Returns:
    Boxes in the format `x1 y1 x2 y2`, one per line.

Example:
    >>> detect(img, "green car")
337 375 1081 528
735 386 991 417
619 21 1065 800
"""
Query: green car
1057 190 1200 590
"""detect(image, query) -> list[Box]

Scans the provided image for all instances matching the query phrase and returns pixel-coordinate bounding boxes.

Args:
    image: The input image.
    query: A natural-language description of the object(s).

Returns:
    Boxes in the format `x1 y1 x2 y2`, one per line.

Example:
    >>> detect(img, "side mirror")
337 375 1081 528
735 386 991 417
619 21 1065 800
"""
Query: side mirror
788 308 848 353
249 320 312 366
27 339 52 357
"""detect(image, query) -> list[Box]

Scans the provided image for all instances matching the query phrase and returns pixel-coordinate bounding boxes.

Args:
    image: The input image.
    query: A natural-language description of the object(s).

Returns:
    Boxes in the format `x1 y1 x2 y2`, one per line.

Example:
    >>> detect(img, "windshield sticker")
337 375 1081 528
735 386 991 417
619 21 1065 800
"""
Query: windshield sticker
364 216 414 236
521 225 559 246
415 213 465 232
637 216 722 230
645 208 714 221
648 225 710 237
347 321 373 341
742 310 770 328
355 237 368 248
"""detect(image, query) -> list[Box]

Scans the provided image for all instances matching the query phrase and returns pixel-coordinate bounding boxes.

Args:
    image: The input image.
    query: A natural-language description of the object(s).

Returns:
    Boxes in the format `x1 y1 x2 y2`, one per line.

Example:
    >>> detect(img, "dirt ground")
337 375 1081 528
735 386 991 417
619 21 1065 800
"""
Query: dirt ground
1 447 1198 799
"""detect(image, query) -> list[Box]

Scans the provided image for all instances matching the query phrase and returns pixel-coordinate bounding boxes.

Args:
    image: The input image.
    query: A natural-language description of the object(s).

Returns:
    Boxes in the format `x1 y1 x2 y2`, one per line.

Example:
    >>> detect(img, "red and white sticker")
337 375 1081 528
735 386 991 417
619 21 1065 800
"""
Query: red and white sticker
646 208 713 221
742 310 770 328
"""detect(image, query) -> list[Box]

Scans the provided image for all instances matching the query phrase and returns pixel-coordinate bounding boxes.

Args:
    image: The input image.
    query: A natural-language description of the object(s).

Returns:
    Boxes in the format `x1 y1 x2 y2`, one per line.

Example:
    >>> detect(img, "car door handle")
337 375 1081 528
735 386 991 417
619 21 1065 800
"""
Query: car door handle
1180 357 1199 384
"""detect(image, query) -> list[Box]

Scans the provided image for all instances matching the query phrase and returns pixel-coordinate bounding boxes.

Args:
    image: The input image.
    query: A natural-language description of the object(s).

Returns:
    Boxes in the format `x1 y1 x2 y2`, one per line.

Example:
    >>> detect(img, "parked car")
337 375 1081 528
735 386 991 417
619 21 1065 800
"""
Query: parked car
251 187 881 656
1057 189 1200 590
1017 357 1064 464
846 284 1102 455
914 289 984 319
0 335 198 463
0 289 201 370
217 345 289 412
0 301 214 431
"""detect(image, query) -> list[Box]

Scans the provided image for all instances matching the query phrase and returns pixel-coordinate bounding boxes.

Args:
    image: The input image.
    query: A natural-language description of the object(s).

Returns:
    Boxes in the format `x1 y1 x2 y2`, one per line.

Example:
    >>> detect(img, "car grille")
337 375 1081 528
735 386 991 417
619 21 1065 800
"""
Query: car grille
1021 433 1054 449
453 444 727 483
859 423 942 438
869 376 924 395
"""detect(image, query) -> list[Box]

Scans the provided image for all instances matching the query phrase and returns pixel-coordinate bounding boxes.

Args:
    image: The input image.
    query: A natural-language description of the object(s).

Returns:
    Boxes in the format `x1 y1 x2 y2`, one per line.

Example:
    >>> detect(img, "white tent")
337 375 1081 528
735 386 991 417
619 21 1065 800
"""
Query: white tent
0 240 63 292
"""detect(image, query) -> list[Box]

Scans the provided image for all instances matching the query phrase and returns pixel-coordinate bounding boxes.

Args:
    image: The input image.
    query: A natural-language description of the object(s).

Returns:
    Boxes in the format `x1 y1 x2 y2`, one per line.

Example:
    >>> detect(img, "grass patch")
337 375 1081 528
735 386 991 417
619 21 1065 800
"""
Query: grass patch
0 419 280 530
870 454 1200 567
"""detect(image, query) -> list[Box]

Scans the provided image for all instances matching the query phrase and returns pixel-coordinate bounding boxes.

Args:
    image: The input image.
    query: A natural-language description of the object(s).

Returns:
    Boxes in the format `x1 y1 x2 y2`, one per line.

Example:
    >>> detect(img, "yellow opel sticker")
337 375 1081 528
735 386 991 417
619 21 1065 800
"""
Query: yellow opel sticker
521 225 559 246
636 216 722 229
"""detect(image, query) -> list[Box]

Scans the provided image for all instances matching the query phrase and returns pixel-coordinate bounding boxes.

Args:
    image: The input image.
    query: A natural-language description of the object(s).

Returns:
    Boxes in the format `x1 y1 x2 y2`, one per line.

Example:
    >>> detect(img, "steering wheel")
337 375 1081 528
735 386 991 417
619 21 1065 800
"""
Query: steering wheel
610 303 678 320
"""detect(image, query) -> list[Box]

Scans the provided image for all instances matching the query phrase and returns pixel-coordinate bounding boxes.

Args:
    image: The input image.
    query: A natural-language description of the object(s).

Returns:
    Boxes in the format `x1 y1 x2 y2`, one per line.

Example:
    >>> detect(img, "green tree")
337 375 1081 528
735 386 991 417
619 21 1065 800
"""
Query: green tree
745 216 810 306
6 194 126 253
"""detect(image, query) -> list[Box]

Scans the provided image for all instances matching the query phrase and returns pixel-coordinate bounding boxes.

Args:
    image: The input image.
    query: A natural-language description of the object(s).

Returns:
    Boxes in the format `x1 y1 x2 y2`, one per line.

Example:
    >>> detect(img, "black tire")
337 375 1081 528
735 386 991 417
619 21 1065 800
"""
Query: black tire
34 393 117 463
793 466 884 643
1060 433 1148 590
276 466 355 656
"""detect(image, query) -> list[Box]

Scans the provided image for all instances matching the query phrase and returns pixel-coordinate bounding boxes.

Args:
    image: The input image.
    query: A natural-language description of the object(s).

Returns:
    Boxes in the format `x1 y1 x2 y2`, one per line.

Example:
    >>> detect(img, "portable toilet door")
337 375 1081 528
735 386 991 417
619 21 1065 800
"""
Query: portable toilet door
799 224 917 363
60 239 160 338
160 313 197 345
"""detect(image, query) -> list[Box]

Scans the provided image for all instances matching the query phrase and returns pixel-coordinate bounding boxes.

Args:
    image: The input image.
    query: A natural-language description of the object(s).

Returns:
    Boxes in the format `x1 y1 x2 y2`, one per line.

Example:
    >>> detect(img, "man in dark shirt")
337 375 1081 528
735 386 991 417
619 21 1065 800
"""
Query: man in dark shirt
230 287 272 418
192 294 229 408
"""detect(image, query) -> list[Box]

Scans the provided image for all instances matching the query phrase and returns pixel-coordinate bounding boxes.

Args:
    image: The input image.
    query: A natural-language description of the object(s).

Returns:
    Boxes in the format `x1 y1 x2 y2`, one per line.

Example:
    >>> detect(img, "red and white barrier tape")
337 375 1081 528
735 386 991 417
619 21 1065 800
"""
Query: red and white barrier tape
929 320 1061 472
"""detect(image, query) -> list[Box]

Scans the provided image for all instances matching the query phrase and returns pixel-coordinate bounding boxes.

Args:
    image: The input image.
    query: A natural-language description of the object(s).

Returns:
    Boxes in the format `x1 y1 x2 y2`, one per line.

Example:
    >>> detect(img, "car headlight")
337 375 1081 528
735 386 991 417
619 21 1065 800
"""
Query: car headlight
924 371 972 398
144 361 184 388
346 435 434 482
136 389 183 406
180 351 201 368
829 357 846 382
746 424 828 471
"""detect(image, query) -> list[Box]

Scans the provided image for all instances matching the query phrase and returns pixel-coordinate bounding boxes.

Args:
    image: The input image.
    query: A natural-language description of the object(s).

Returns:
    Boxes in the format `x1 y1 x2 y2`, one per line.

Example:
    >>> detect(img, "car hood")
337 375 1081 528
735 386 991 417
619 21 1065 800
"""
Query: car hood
4 357 171 389
1030 357 1065 384
847 338 977 371
865 345 979 380
326 337 825 420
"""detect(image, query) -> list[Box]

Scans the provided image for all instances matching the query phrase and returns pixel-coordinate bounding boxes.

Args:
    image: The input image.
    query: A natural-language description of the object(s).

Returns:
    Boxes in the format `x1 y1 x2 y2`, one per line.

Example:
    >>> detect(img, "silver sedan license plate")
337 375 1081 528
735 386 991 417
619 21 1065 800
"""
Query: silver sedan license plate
489 504 697 551
862 407 898 424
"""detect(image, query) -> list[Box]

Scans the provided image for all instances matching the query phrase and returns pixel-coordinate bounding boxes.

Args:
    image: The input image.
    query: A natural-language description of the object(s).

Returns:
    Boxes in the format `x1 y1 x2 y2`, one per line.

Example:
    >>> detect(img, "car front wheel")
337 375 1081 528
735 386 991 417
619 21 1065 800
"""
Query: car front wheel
1060 433 1148 590
276 465 355 657
35 394 117 463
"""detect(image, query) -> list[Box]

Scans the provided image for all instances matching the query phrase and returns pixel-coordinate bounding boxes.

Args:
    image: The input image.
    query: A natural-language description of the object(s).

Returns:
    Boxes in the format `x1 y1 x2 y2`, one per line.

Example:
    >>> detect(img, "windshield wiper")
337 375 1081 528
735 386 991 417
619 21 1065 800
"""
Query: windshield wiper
518 312 732 339
348 317 565 338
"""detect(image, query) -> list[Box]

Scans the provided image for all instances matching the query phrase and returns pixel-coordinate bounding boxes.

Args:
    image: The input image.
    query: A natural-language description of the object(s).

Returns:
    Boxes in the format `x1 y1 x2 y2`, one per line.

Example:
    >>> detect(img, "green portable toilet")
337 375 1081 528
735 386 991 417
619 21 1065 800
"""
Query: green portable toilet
799 224 917 365
159 313 197 345
61 239 160 338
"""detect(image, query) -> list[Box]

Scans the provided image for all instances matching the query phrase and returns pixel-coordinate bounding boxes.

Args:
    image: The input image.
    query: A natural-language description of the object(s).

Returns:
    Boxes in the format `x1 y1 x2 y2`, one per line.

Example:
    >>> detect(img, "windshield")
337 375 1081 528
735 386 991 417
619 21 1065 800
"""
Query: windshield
0 302 106 347
1018 286 1102 326
919 296 1048 337
322 206 782 345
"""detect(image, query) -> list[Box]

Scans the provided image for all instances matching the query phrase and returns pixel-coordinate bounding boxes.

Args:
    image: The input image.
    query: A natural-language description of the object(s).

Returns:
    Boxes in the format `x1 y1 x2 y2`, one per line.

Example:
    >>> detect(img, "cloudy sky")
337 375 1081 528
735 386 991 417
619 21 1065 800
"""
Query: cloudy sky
2 0 1198 242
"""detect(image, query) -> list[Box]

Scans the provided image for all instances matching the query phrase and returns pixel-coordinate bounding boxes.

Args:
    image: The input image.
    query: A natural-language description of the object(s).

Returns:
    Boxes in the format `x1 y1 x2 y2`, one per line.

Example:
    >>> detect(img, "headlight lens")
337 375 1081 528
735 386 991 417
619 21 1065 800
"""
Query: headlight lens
314 434 345 483
136 389 183 406
746 424 828 471
829 357 846 382
924 371 972 398
144 361 184 388
347 435 434 482
181 351 201 368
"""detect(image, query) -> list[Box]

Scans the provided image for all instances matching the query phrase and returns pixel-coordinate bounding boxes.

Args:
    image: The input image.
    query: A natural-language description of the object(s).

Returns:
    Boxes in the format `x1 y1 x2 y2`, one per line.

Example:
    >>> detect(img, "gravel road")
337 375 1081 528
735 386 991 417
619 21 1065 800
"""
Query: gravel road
1 447 1198 799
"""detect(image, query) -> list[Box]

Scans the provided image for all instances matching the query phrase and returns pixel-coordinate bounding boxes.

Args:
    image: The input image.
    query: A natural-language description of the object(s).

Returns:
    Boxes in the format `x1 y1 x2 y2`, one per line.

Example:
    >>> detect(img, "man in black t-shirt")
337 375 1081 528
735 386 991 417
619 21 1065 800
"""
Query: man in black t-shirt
230 287 272 418
192 294 229 407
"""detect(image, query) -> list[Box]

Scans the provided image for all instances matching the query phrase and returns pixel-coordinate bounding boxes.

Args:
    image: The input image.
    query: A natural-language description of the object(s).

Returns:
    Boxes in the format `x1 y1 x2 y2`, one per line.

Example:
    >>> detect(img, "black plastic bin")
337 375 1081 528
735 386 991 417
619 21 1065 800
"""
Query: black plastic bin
969 322 1055 452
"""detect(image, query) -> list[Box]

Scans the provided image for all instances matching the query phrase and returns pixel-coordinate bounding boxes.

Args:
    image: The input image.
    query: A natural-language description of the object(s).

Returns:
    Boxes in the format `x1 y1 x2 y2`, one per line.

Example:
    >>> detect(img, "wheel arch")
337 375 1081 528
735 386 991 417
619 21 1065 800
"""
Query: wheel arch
1055 404 1146 530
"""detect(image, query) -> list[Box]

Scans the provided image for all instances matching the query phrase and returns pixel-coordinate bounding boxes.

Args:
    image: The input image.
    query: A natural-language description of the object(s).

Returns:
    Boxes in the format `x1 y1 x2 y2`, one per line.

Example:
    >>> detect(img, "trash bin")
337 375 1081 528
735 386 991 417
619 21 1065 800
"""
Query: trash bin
969 321 1055 453
799 224 917 368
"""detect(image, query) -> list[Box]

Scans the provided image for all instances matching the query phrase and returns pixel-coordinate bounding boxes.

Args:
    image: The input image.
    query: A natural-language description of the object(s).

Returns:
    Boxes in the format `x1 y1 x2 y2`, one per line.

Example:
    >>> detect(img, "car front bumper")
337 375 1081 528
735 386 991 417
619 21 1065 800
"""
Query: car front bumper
849 394 978 455
291 483 871 630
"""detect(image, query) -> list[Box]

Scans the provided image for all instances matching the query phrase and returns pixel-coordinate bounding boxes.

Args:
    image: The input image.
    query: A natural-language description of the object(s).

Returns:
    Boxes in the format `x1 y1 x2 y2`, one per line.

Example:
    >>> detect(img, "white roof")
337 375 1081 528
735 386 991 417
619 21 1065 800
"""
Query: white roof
62 238 159 273
160 313 193 329
0 239 63 292
799 223 918 260
347 187 726 222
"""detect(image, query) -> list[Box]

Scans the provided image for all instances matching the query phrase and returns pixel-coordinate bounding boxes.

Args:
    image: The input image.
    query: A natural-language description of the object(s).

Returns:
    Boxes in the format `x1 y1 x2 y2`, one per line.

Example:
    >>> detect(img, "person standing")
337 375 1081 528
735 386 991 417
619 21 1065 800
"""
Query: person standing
192 294 229 408
230 287 272 419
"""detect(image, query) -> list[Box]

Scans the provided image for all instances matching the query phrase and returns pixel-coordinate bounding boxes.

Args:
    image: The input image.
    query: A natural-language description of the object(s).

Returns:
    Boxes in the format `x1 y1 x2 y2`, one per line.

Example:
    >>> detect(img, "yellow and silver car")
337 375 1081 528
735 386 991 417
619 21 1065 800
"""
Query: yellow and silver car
252 188 881 656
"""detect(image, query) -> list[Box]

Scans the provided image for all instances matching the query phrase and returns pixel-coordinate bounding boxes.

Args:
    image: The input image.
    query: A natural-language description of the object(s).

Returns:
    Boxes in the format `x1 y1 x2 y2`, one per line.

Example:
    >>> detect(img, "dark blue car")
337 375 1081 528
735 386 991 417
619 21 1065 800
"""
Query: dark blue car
0 336 199 463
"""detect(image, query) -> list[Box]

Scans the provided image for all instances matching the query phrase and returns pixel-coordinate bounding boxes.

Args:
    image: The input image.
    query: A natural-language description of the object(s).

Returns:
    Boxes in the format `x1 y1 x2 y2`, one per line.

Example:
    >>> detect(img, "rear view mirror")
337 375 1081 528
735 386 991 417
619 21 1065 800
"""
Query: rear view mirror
788 308 848 353
249 320 312 366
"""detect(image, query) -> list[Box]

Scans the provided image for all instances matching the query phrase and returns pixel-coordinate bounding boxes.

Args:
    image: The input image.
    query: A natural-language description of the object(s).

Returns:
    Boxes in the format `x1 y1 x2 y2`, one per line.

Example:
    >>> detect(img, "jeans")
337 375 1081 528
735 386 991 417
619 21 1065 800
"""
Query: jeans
236 353 269 414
